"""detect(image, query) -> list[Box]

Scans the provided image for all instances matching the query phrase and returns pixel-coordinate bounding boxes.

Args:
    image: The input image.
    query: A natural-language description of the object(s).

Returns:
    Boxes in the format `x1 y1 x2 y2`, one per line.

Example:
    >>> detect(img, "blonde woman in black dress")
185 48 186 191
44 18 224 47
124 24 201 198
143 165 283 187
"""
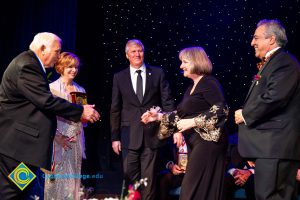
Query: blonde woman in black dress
142 46 228 200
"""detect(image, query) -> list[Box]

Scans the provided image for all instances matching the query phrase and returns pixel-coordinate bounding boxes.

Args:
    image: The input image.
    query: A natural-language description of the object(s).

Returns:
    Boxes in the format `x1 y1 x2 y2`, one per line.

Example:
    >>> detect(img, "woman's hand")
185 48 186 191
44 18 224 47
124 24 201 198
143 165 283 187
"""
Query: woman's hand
177 118 196 132
173 132 183 148
55 135 75 150
171 164 185 175
141 106 162 123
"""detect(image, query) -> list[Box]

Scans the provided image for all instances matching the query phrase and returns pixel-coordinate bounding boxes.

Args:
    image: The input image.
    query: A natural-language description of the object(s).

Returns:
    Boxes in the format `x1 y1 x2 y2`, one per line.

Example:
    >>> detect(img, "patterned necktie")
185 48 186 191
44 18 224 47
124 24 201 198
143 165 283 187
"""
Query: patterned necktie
256 52 275 70
256 57 267 70
136 70 143 103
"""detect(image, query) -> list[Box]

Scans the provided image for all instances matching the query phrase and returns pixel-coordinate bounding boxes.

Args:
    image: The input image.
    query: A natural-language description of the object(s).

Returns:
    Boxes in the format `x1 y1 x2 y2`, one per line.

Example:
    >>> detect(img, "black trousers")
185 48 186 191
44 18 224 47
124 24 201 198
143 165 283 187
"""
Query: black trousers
122 147 158 200
0 153 37 200
255 158 299 200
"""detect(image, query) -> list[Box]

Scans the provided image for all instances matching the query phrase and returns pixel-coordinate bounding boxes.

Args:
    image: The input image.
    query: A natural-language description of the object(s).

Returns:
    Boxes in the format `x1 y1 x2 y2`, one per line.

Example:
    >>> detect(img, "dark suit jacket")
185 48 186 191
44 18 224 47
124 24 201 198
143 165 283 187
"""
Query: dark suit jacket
238 48 300 160
110 65 175 150
0 50 83 170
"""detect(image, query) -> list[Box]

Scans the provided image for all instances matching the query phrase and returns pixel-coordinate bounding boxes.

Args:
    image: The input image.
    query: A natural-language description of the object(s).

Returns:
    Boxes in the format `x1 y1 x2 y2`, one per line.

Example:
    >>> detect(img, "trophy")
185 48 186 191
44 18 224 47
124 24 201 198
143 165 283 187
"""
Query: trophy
70 92 87 105
177 152 188 171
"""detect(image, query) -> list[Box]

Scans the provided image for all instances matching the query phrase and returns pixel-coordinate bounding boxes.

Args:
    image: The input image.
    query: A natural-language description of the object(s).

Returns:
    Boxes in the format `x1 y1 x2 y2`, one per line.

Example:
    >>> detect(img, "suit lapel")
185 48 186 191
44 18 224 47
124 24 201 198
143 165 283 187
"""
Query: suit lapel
123 66 152 104
244 49 282 104
143 66 153 102
123 68 142 104
244 65 265 104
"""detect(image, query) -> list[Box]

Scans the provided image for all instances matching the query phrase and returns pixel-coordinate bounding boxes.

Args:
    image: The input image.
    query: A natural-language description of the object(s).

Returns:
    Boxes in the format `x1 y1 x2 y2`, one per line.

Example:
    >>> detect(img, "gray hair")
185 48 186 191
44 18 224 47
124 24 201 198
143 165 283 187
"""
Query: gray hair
257 19 288 47
29 32 62 51
125 39 144 53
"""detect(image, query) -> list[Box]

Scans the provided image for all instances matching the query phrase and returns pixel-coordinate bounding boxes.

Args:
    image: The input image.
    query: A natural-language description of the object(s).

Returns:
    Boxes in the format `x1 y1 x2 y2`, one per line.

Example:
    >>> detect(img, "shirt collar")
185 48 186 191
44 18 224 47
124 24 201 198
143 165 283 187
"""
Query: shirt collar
32 51 46 73
130 64 146 74
265 47 280 59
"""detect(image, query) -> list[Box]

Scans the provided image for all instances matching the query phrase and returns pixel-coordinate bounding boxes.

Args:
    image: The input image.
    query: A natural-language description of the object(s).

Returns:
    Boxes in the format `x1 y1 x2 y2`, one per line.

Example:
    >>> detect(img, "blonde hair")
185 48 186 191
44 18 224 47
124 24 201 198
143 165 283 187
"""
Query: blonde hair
179 47 212 75
55 52 80 75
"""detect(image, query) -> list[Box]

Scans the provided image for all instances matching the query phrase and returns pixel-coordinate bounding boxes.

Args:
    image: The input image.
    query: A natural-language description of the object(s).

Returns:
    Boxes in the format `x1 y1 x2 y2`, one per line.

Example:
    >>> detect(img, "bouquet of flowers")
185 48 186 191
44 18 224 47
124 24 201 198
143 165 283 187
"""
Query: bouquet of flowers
123 178 148 200
103 178 148 200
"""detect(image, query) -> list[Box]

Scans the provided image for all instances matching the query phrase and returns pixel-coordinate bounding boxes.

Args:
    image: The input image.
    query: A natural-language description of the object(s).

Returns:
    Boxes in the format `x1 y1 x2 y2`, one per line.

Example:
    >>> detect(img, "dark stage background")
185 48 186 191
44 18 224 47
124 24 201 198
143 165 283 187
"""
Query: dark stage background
1 0 300 190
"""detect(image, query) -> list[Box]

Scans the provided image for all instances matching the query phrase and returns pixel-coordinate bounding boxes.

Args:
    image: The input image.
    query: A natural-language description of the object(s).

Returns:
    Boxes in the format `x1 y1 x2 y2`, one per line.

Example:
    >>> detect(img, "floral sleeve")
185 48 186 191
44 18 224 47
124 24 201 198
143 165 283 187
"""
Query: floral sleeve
157 111 179 140
193 102 229 142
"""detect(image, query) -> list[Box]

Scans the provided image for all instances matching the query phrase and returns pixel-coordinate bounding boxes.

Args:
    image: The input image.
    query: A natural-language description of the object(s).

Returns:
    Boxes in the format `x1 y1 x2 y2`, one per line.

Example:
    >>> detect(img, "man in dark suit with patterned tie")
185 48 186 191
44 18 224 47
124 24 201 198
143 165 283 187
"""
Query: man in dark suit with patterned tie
110 39 175 200
235 19 300 200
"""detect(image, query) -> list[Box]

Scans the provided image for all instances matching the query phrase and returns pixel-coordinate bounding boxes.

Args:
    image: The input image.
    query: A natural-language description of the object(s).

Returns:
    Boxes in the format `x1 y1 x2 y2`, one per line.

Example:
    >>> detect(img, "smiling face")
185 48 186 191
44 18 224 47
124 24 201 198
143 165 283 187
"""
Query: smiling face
178 47 212 81
55 52 80 81
126 43 144 69
251 25 274 60
180 57 194 78
62 65 78 81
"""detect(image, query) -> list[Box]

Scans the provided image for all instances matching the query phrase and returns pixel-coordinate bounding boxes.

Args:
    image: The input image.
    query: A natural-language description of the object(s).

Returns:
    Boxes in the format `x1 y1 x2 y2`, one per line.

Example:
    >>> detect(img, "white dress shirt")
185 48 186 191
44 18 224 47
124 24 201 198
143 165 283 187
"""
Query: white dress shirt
130 64 146 95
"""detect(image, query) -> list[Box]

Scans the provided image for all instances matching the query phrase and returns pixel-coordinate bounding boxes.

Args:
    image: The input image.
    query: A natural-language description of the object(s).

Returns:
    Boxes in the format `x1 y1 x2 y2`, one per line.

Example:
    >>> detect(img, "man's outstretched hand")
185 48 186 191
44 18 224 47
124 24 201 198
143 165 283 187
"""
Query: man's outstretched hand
81 104 100 123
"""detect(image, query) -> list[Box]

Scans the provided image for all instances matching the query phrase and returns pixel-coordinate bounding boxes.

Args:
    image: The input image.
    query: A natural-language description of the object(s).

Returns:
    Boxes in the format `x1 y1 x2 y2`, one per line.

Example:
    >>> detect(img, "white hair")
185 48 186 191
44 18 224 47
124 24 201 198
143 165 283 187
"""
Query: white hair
29 32 62 51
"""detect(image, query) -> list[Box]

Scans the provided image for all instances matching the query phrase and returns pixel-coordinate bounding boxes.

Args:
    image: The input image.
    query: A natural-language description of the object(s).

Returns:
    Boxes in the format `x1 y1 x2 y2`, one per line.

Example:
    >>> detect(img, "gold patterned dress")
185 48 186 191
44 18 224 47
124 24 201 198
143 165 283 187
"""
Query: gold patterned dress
44 78 86 200
160 75 228 200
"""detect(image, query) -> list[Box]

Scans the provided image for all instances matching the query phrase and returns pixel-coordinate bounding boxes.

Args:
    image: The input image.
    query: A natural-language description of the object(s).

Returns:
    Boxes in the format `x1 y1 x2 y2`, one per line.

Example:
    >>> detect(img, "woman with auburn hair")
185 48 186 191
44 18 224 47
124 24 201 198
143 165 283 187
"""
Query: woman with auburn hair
44 52 86 200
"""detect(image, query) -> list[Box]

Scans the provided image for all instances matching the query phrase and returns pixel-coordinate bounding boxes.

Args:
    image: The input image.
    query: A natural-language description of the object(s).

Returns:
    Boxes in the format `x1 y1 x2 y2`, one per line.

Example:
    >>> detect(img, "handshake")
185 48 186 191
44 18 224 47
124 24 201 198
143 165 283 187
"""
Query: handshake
81 105 101 123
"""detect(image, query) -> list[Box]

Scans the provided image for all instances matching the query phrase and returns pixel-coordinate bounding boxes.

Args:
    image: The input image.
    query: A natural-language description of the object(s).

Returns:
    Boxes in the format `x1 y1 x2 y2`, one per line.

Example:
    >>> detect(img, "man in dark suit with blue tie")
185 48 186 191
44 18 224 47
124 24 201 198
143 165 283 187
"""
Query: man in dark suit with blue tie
235 19 300 200
0 32 100 200
110 39 175 200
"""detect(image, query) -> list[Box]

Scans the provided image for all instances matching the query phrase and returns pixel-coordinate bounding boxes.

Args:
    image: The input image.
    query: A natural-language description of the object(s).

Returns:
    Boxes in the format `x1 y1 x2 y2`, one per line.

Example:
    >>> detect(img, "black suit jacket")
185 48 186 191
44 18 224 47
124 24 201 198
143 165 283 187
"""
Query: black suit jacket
238 48 300 160
110 65 175 150
0 50 83 169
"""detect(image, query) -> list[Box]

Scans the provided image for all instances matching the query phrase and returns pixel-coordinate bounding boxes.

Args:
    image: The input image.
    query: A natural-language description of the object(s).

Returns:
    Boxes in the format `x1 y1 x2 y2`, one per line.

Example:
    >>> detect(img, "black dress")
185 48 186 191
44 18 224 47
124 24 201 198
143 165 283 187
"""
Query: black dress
162 75 228 200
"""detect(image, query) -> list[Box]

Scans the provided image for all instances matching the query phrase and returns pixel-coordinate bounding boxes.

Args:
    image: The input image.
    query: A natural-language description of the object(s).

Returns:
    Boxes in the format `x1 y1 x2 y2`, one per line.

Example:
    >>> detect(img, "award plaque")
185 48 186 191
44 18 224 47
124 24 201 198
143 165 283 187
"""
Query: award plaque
70 92 87 105
178 153 188 171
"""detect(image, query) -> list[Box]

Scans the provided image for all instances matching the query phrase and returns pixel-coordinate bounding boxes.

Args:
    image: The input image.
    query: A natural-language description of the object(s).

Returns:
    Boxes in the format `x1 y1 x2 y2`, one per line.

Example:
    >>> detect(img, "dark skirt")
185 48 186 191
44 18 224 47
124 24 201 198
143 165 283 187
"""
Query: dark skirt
180 131 227 200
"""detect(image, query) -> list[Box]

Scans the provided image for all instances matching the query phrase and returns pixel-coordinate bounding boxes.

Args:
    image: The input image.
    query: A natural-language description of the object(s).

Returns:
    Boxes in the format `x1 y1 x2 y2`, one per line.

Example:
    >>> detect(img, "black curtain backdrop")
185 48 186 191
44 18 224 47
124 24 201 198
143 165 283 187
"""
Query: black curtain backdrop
0 0 78 76
1 0 300 185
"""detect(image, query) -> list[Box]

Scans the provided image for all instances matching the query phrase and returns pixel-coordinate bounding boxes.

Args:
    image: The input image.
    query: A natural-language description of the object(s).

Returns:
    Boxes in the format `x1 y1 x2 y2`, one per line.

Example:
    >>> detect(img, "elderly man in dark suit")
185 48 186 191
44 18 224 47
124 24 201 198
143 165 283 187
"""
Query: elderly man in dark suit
235 19 300 200
0 32 100 200
110 39 175 200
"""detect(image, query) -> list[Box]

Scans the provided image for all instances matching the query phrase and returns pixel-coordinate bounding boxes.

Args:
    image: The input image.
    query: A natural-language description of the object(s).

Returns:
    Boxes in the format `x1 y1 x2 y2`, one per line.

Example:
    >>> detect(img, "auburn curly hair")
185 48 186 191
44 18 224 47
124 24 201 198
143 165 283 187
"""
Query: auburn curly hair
55 52 80 75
